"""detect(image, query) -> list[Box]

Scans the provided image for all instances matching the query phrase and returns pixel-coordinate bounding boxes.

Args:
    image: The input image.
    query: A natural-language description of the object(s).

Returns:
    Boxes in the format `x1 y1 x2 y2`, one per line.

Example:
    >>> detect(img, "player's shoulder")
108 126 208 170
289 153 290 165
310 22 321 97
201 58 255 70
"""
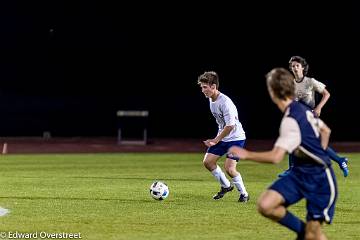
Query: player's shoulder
218 93 237 109
303 76 313 82
288 101 310 116
305 76 322 84
218 92 231 102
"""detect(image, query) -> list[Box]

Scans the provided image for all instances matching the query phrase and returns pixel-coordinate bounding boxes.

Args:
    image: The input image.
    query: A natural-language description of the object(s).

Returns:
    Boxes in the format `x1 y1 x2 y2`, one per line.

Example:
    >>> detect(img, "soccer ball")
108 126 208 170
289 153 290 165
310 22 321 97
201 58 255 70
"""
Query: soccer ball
149 181 169 200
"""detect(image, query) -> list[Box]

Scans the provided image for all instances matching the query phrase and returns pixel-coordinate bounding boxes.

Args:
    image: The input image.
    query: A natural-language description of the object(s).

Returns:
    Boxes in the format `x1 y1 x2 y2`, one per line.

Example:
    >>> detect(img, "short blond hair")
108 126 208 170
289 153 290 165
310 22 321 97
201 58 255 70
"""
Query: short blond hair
266 68 295 100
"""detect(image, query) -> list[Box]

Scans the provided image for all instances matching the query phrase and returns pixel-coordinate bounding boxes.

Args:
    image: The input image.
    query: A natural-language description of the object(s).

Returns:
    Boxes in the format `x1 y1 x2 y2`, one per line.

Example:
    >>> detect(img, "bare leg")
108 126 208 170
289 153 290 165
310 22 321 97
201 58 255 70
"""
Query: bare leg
202 152 219 171
305 221 327 240
257 189 305 238
224 158 248 196
203 153 231 188
257 189 286 220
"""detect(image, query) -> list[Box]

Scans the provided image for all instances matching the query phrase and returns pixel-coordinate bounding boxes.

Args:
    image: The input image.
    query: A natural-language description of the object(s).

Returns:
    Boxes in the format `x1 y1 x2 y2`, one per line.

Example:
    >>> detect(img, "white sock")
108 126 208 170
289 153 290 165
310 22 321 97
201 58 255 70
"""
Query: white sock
211 165 231 188
232 175 248 196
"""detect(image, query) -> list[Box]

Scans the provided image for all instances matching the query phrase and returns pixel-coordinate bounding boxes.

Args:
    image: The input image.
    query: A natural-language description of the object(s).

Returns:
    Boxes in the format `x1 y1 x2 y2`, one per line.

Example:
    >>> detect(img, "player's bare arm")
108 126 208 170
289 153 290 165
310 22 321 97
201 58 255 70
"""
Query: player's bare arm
314 88 330 117
229 146 287 164
203 125 234 147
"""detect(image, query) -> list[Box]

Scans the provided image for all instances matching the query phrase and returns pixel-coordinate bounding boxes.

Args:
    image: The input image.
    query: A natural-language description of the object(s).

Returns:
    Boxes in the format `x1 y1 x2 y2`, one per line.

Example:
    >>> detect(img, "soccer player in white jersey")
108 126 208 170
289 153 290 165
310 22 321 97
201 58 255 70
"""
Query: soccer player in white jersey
229 68 338 240
198 71 249 202
278 56 349 178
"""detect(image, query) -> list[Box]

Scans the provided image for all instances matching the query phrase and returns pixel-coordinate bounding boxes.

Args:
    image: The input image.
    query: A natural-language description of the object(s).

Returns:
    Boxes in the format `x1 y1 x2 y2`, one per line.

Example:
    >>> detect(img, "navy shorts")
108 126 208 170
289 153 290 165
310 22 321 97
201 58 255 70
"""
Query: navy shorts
269 166 338 224
207 140 245 161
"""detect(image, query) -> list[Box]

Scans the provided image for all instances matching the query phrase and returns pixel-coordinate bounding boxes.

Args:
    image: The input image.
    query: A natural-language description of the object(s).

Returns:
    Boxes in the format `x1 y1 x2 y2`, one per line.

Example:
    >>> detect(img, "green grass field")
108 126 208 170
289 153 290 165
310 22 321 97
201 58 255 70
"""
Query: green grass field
0 153 359 240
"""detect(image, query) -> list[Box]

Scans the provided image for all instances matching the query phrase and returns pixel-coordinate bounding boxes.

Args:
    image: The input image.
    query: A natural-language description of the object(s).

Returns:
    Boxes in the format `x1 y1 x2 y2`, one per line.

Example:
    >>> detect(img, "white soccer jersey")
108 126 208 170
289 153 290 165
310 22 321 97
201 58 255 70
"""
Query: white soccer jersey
294 76 326 108
209 93 246 142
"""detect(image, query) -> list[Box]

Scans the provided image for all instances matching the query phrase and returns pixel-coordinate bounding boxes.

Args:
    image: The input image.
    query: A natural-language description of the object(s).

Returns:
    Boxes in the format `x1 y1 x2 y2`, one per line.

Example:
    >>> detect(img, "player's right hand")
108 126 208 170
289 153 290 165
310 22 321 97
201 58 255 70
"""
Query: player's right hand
203 140 216 147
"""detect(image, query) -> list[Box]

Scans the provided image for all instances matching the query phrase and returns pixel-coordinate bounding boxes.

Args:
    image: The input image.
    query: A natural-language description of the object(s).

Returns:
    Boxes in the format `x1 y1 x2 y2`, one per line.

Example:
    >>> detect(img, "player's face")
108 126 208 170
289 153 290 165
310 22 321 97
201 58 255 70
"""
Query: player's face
290 61 304 76
200 83 216 98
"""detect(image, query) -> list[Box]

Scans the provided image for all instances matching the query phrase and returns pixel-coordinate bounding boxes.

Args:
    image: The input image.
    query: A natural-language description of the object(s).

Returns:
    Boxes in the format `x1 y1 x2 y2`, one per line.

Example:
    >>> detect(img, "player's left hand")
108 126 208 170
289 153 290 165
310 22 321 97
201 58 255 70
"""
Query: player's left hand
313 107 321 117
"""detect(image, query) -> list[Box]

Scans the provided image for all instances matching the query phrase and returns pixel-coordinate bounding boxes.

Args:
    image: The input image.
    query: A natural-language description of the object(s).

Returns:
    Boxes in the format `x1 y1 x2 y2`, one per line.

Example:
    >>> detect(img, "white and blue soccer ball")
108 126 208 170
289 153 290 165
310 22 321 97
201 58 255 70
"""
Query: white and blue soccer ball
149 181 169 200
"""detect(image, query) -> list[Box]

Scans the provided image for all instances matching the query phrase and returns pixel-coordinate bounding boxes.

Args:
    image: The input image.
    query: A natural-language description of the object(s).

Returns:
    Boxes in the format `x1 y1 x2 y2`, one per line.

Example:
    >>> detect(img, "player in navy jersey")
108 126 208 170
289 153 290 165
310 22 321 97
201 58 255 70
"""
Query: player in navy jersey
198 71 249 202
229 68 337 239
279 56 348 178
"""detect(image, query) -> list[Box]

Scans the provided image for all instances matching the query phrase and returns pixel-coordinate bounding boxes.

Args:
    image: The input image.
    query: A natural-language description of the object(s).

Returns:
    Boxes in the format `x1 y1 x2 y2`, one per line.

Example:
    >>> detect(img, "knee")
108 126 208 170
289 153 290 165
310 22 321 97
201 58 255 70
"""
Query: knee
202 159 210 168
203 159 215 171
224 166 237 177
256 200 273 217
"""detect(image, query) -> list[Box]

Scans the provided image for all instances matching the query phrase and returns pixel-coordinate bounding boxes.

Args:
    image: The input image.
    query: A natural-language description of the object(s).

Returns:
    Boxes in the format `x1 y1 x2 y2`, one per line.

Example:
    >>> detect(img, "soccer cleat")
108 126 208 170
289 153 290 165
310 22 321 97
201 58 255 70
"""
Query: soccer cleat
339 158 349 177
278 168 292 178
238 194 250 202
213 185 234 200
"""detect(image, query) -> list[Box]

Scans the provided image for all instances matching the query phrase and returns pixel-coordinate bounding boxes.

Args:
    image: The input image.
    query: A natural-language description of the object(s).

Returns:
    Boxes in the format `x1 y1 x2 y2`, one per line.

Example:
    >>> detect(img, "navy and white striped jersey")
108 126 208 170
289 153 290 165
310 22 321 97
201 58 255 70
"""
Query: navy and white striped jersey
275 101 331 169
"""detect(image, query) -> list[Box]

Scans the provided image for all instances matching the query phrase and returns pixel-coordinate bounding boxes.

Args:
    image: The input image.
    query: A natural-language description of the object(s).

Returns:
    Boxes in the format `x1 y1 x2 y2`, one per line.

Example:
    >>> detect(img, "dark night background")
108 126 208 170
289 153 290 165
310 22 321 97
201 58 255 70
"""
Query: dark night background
1 1 359 140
